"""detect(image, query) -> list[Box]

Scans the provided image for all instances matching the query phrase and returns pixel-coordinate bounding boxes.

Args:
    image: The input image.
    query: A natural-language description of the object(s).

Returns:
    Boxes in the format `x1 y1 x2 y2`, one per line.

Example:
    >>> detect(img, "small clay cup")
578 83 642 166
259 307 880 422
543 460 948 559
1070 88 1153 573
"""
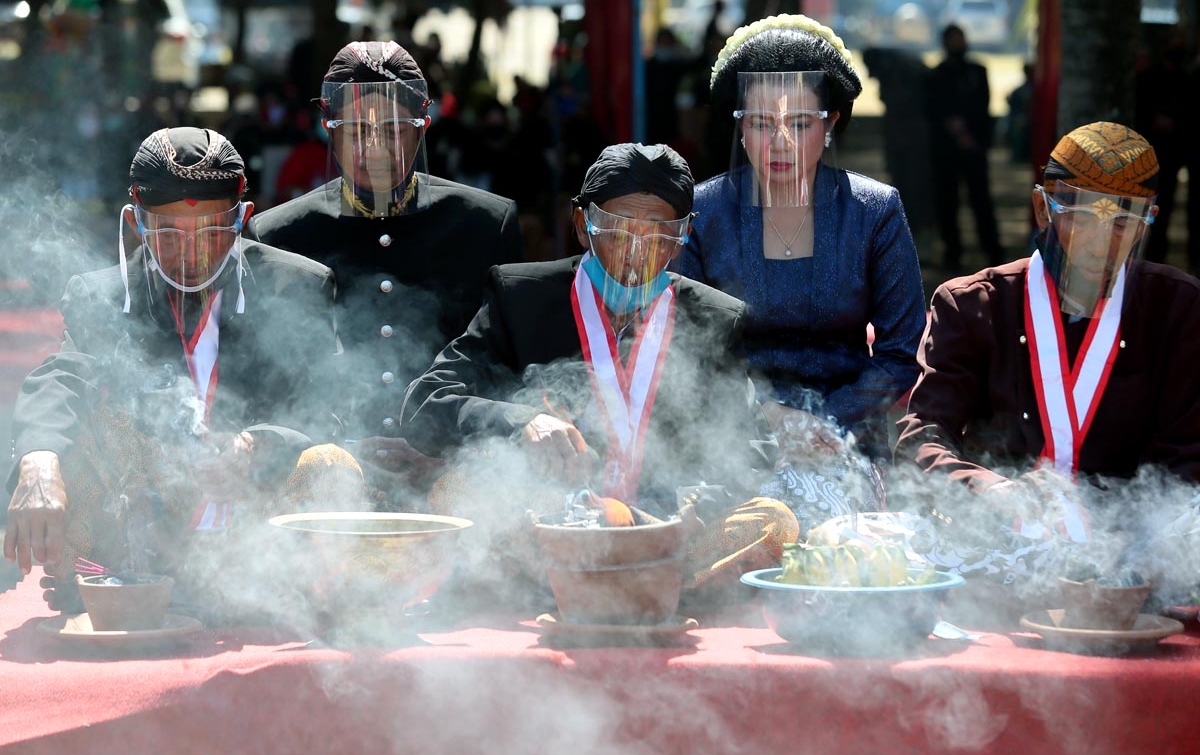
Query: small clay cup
76 574 174 631
1058 577 1151 631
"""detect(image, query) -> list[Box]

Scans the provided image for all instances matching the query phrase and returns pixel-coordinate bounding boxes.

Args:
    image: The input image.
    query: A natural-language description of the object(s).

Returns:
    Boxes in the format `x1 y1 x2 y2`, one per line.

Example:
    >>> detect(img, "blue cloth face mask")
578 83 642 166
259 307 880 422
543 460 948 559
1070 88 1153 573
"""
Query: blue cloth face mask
580 252 671 316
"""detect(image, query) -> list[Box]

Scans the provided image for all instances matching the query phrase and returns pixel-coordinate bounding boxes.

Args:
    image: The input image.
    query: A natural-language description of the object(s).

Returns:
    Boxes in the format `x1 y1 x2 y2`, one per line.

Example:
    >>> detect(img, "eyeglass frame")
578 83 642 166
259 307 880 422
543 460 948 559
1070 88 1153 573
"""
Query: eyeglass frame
733 108 830 137
135 202 247 248
1035 184 1156 232
583 202 693 250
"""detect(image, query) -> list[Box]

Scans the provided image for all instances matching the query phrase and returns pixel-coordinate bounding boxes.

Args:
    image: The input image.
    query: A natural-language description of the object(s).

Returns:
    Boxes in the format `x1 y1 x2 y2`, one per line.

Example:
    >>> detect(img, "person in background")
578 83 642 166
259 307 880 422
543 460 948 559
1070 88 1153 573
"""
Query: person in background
1135 31 1192 267
1005 62 1034 165
402 143 798 604
671 14 926 533
5 127 350 613
927 23 1006 273
245 41 525 508
863 46 936 256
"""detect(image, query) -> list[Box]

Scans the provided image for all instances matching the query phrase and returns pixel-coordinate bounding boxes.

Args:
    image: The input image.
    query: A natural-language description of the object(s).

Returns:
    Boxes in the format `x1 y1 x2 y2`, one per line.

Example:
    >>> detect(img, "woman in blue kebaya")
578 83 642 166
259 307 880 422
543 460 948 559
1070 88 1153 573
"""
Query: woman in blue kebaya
672 14 926 531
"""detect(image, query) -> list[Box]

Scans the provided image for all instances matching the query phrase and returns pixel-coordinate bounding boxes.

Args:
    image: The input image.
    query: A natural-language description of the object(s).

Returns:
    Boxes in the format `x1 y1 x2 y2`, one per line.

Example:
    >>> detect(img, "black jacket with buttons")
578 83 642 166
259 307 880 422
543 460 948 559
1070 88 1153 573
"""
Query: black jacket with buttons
246 176 524 439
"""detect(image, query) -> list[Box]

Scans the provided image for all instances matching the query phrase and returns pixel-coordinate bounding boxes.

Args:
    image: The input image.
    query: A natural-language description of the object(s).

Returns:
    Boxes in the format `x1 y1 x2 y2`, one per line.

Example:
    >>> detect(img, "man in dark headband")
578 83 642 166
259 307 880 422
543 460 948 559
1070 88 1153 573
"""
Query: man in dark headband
5 127 352 615
244 41 524 508
896 123 1200 570
403 143 798 605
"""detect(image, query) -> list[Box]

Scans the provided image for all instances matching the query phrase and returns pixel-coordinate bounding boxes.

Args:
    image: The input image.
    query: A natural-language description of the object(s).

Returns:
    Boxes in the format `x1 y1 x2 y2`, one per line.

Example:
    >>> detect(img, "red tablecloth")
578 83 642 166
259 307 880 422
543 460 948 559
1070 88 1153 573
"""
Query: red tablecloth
1 576 1198 755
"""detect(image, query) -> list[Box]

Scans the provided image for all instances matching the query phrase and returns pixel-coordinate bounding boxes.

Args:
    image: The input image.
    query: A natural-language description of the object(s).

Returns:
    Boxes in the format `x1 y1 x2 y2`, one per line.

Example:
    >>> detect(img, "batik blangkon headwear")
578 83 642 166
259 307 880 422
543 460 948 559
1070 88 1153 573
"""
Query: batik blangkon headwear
1044 121 1158 198
129 127 246 207
574 142 694 217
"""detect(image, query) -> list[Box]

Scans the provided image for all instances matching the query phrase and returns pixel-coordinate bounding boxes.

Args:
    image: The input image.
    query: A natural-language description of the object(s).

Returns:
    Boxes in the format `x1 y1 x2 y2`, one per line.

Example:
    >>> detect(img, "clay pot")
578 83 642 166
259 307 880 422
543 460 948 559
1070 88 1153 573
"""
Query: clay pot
76 574 174 631
1058 577 1151 631
532 509 695 570
546 557 683 625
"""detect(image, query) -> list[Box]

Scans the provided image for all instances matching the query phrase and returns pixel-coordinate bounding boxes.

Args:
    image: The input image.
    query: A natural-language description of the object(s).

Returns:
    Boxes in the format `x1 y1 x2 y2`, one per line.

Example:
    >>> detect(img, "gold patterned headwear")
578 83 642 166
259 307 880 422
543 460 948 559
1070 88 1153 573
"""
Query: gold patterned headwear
1044 122 1158 198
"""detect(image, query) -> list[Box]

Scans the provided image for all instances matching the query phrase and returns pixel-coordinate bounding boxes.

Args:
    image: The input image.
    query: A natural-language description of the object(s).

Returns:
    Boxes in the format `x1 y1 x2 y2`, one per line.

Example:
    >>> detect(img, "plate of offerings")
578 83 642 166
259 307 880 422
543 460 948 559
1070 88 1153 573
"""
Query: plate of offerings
740 520 965 655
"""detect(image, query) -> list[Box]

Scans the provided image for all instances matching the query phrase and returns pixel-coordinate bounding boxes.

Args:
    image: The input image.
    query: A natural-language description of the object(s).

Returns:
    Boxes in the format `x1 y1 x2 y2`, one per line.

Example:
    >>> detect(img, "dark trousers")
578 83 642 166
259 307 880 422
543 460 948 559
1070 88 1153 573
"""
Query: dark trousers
932 146 1004 271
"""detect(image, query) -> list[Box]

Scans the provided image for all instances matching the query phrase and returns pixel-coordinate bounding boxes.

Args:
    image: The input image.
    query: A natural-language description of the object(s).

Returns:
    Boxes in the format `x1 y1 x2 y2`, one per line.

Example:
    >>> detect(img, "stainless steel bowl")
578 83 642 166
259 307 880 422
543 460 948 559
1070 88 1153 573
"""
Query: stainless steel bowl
741 567 965 654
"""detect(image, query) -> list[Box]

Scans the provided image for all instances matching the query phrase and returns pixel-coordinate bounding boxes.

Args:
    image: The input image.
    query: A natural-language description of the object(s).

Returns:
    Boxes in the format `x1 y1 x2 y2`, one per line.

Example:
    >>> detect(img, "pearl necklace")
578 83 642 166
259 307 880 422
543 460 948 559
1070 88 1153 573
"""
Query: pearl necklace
764 208 811 258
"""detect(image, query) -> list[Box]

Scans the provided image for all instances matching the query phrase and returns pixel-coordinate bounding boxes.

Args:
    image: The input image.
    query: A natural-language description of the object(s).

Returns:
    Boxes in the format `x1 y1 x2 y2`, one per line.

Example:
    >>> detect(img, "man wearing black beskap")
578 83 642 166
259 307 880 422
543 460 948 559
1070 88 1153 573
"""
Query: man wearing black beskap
246 41 524 507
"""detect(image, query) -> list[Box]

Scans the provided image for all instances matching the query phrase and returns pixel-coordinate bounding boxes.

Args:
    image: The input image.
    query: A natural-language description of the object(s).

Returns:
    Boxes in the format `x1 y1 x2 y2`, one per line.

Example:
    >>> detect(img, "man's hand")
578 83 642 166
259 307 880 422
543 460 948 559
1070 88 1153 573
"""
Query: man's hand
5 451 68 574
519 413 594 484
761 402 844 462
352 436 447 491
192 431 257 503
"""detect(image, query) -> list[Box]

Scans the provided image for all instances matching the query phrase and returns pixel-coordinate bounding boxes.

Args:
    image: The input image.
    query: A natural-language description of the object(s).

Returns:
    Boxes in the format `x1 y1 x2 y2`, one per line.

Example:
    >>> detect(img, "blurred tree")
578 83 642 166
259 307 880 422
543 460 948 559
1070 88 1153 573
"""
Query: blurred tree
1057 0 1138 131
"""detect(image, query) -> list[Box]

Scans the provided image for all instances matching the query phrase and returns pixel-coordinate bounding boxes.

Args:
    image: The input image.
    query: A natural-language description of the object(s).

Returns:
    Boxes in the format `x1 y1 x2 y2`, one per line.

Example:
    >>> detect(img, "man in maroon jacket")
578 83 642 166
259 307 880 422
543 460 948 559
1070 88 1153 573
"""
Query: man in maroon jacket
898 121 1200 496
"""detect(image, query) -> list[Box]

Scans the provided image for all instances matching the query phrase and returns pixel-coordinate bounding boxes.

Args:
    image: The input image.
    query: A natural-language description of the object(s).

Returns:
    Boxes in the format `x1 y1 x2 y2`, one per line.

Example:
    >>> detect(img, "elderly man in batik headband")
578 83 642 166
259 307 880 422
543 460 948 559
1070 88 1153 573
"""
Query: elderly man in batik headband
403 143 798 601
898 123 1200 550
5 127 354 615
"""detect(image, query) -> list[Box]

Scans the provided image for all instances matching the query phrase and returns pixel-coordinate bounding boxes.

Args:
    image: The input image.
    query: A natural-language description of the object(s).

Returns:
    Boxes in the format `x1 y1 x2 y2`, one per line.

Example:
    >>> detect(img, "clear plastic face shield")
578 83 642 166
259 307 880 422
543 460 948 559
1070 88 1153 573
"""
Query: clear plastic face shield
1036 181 1156 316
120 202 247 314
321 79 431 218
731 71 835 207
584 202 690 310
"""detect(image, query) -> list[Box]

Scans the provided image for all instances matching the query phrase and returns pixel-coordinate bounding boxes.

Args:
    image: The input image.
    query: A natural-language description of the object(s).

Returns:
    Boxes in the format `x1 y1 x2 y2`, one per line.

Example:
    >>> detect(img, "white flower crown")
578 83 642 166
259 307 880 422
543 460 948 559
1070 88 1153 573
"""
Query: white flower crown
711 13 853 88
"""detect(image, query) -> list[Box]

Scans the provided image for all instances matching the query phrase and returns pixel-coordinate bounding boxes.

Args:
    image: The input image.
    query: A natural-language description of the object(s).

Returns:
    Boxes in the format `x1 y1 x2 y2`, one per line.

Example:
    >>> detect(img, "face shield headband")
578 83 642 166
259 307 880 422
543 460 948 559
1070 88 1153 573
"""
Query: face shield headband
581 203 691 315
118 203 247 315
731 71 832 207
1036 182 1155 315
320 80 431 218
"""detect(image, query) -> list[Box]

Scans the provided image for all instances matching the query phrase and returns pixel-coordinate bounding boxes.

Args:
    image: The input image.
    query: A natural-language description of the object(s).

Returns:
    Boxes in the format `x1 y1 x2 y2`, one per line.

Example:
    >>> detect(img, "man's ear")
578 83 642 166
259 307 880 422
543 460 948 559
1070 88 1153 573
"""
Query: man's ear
122 204 139 233
572 206 589 249
1032 188 1049 231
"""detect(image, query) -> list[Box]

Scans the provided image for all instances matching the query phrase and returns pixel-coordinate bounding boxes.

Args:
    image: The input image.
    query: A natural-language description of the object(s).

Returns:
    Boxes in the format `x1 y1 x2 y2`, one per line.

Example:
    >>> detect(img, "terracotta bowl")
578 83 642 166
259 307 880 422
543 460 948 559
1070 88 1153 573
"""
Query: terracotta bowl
546 557 683 625
268 512 474 613
532 513 690 570
1057 577 1151 631
741 567 965 655
76 574 174 631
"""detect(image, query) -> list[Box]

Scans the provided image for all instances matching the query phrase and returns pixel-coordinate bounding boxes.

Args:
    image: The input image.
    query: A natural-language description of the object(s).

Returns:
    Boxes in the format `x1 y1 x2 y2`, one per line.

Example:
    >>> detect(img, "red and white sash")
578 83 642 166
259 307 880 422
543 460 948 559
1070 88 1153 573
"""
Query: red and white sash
571 264 676 504
175 291 229 531
1024 252 1125 475
185 290 222 423
1022 252 1125 542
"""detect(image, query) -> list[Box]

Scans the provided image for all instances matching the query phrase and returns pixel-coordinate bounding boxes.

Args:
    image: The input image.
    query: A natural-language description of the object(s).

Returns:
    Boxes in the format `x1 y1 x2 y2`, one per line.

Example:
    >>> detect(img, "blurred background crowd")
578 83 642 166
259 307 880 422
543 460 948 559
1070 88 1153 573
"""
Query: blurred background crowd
0 0 1195 293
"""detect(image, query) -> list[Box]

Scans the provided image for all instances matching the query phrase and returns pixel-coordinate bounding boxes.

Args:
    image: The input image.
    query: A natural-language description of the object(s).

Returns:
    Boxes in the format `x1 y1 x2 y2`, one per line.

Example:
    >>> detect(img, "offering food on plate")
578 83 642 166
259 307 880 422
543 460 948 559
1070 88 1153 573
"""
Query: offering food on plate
781 518 937 588
561 491 639 527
